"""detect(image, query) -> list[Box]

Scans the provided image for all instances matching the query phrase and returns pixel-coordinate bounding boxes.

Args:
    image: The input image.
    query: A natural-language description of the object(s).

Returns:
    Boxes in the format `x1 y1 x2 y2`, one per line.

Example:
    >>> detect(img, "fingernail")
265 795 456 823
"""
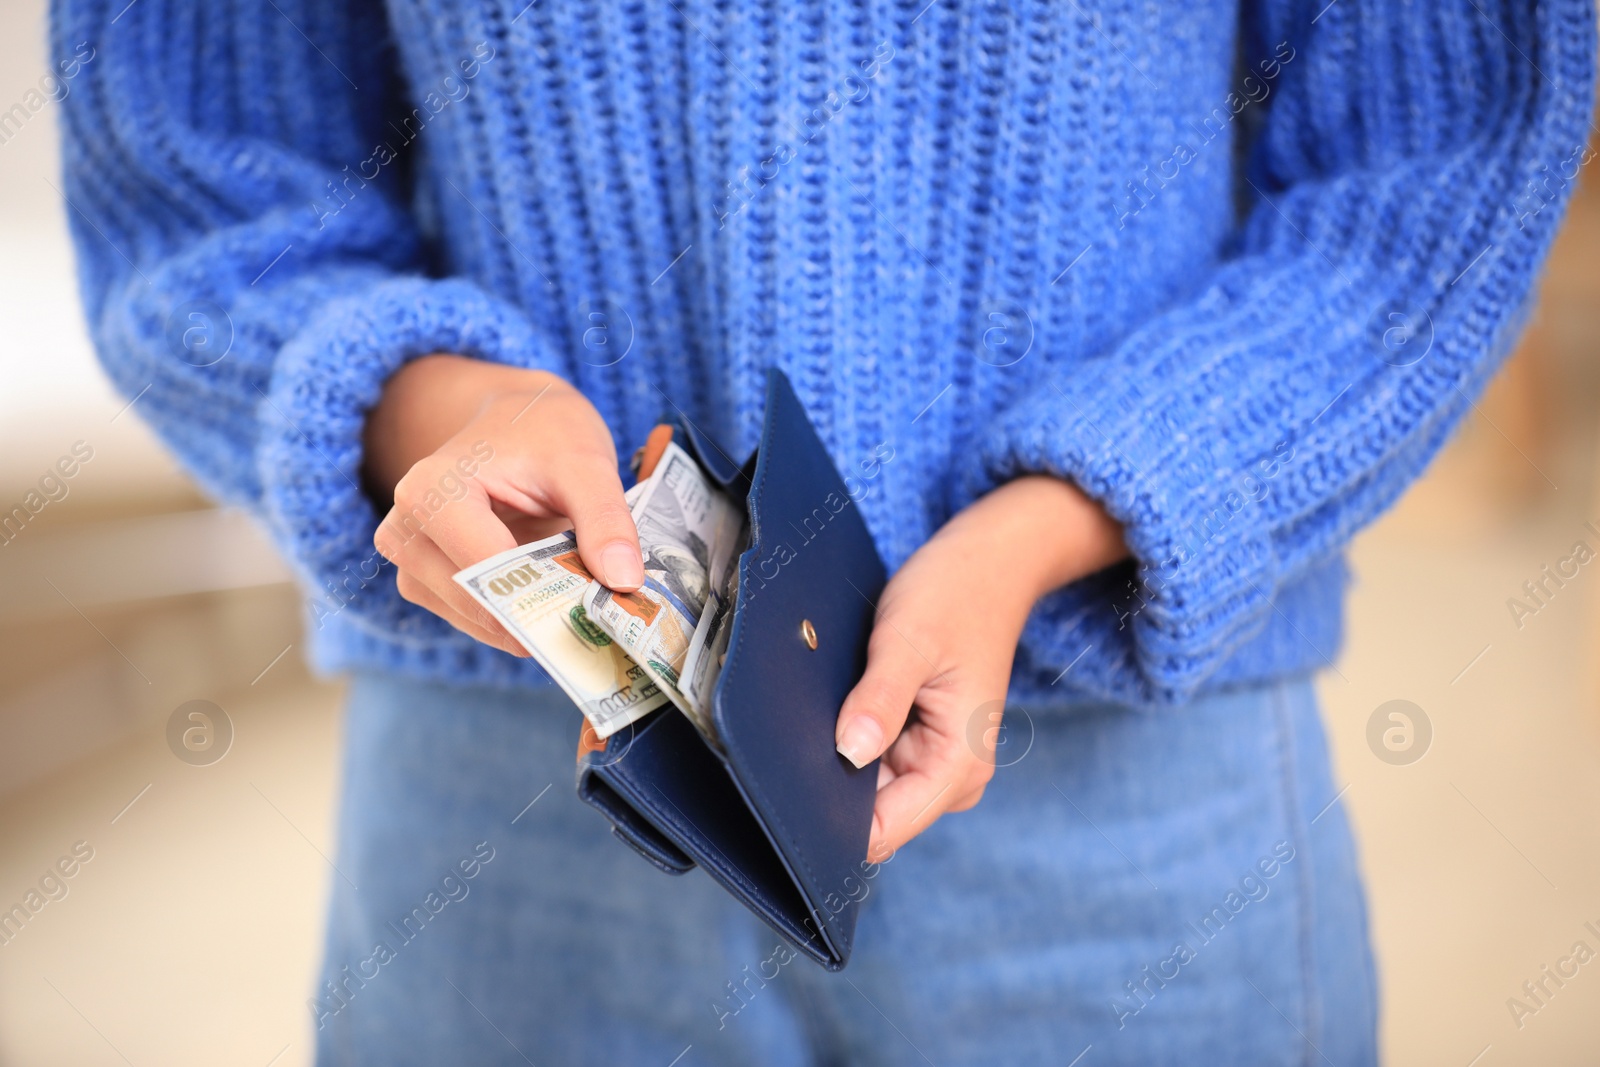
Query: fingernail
836 717 883 769
601 542 644 590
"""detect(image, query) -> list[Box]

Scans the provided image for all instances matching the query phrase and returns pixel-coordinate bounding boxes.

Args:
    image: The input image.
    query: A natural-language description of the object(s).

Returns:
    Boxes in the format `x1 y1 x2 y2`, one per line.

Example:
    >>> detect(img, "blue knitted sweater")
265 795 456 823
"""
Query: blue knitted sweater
54 0 1594 705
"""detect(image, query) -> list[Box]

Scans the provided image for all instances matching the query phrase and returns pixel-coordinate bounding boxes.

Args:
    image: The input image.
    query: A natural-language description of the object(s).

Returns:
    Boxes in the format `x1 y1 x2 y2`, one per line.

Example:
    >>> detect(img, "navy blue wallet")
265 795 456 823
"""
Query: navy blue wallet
575 370 886 970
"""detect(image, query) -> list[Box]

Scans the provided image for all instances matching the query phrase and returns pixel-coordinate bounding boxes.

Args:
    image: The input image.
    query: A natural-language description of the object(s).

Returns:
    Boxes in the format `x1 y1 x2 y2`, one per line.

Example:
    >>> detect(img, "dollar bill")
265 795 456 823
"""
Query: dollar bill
682 516 747 723
454 528 669 738
582 442 744 740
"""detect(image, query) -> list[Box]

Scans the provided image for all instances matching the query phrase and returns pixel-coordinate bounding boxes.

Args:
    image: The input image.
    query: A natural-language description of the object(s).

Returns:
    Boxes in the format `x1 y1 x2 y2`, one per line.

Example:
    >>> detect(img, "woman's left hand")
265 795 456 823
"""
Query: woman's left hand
834 475 1128 861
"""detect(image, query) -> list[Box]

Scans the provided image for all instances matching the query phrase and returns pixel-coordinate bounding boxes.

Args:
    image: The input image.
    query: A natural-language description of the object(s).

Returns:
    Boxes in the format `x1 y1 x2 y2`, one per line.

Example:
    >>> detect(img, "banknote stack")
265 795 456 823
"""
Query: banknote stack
455 434 746 745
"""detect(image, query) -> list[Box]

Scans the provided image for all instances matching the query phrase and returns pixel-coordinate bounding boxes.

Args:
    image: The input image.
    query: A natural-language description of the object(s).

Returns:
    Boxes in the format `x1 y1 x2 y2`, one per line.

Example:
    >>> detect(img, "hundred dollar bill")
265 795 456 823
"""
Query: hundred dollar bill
582 442 744 740
681 516 748 725
454 527 668 738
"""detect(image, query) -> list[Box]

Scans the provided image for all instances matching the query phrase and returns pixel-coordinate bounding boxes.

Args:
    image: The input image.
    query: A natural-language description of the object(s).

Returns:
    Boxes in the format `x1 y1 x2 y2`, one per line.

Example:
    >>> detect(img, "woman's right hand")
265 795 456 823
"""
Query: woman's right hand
363 354 642 656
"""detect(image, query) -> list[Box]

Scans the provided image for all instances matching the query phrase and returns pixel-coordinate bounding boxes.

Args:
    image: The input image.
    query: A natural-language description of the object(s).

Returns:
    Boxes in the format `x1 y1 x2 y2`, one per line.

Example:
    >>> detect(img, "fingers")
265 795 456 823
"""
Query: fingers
868 771 962 858
835 626 935 769
546 461 643 592
368 366 642 654
866 751 991 857
389 456 517 570
376 509 526 656
396 568 527 657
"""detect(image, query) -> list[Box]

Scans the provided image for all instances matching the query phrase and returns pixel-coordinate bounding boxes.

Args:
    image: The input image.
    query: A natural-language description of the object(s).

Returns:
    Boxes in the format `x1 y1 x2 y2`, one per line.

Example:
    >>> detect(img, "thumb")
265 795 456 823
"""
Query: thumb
552 462 644 592
836 631 931 769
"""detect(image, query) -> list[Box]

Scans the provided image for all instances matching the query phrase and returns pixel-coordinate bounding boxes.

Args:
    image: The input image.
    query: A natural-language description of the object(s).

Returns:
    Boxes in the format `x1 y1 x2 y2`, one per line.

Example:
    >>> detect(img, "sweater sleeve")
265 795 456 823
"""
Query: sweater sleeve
956 0 1596 703
53 0 556 646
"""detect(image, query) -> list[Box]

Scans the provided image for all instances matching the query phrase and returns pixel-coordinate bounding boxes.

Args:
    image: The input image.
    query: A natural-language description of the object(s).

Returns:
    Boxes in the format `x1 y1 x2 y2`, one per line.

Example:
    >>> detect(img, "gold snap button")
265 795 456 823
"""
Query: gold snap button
800 619 818 650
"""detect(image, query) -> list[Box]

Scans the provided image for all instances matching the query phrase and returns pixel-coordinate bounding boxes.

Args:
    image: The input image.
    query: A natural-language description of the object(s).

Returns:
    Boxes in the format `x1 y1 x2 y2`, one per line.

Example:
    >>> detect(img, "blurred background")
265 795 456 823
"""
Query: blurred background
2 3 1599 1065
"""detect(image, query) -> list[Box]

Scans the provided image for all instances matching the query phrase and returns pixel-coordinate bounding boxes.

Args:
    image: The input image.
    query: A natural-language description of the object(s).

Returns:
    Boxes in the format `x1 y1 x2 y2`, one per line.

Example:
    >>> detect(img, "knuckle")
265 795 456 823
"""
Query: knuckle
872 691 911 722
394 571 426 605
948 790 982 813
373 524 398 561
852 681 905 721
393 459 453 510
589 503 635 532
375 518 421 563
968 760 996 789
947 761 992 804
391 465 429 505
592 499 633 527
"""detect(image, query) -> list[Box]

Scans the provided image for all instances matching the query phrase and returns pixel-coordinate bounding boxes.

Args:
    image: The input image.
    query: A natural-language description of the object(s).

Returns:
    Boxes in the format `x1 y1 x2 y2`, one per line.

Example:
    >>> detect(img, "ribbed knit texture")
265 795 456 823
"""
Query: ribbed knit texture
53 0 1595 704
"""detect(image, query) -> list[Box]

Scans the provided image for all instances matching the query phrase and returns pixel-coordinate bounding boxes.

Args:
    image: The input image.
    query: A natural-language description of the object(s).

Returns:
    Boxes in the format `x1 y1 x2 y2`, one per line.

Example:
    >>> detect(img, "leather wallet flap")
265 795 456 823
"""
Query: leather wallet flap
578 707 828 960
711 370 887 968
575 751 695 875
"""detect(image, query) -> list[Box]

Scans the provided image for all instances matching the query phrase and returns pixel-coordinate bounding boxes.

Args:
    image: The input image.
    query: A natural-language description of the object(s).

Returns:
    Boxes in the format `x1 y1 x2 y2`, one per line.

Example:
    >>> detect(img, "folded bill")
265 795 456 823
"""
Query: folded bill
454 526 669 738
582 441 743 741
453 439 748 747
682 512 747 724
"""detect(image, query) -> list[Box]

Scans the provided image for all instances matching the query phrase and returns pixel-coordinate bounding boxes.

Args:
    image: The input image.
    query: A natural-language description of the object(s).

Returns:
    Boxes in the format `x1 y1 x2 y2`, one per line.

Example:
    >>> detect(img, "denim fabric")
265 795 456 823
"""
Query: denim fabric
313 674 1377 1066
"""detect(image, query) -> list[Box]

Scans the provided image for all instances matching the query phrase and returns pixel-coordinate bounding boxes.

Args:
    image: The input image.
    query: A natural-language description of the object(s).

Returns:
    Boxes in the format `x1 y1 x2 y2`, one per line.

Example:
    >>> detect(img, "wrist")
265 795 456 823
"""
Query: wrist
946 475 1128 608
363 354 565 499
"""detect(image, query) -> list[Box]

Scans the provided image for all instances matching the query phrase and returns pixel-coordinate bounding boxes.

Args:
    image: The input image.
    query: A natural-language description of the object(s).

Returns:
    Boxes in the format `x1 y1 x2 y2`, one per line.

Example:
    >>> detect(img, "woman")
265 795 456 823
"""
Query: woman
54 0 1594 1063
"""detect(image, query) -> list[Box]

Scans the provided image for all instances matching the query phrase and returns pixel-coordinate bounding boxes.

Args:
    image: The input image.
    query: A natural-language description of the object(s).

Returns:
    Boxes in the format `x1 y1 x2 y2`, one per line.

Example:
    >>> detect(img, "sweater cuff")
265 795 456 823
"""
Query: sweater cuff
258 276 558 650
956 356 1281 702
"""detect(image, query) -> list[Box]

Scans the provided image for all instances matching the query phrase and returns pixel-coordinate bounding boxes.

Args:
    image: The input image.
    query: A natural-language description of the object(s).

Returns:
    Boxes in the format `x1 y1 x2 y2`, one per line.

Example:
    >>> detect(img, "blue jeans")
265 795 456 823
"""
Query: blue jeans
313 674 1378 1066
